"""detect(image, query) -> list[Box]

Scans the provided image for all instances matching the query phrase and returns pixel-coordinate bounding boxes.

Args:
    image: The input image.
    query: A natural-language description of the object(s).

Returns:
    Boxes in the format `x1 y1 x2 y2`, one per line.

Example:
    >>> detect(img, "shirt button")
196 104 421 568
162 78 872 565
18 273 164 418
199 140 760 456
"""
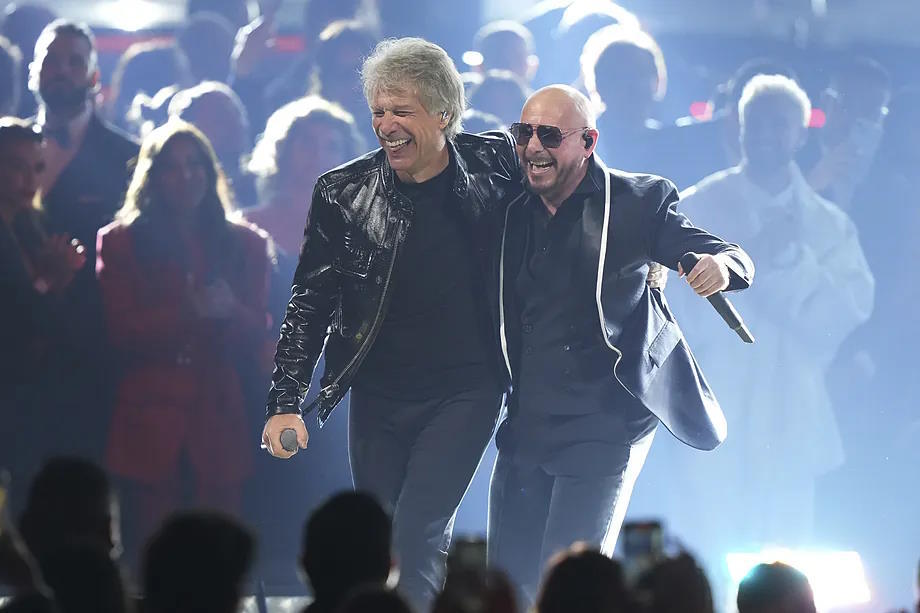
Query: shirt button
563 344 571 352
522 324 533 334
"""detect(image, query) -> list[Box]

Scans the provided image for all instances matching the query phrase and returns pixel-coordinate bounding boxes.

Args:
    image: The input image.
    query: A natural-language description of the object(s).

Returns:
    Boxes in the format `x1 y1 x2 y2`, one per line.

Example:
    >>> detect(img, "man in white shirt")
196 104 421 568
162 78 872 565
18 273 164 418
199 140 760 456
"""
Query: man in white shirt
663 74 874 604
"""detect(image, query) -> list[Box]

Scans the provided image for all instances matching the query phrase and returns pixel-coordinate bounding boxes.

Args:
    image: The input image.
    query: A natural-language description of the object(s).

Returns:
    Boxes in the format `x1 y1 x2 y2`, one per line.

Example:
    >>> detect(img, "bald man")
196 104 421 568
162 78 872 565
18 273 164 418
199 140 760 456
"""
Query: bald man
488 86 755 603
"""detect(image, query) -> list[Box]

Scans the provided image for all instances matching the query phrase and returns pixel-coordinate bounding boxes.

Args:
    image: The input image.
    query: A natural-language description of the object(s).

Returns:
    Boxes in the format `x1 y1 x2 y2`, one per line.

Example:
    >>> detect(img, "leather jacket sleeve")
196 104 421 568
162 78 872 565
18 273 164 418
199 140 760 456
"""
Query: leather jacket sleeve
265 182 340 418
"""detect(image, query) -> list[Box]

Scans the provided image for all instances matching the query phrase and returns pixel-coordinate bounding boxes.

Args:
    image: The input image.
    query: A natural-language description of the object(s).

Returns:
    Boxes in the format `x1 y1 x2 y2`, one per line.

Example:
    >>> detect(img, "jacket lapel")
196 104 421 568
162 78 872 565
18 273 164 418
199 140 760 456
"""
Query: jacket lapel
498 191 528 380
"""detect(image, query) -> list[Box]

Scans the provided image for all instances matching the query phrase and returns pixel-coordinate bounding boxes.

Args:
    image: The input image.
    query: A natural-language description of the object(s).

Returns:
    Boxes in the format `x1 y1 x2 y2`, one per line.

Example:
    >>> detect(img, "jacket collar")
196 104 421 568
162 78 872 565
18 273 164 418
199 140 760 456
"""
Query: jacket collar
380 138 470 206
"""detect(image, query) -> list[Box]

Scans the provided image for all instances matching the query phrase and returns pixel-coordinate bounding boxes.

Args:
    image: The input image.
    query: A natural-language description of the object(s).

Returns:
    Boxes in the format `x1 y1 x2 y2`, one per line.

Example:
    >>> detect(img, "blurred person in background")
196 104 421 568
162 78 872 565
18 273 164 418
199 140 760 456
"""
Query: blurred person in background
522 0 640 87
18 457 122 565
176 12 235 84
665 58 799 190
141 512 254 613
37 541 131 613
800 56 891 210
299 491 395 613
309 20 380 145
337 587 413 613
535 544 632 613
0 120 85 487
186 0 252 30
376 0 479 62
736 562 816 613
825 87 920 612
1 2 56 118
581 25 667 173
633 553 714 613
468 70 530 128
0 506 54 613
29 19 139 466
466 20 539 85
246 96 363 264
96 121 270 557
672 75 873 585
848 87 920 280
829 86 920 437
433 562 518 613
0 36 20 115
107 40 192 135
169 81 257 207
31 19 137 271
230 0 376 134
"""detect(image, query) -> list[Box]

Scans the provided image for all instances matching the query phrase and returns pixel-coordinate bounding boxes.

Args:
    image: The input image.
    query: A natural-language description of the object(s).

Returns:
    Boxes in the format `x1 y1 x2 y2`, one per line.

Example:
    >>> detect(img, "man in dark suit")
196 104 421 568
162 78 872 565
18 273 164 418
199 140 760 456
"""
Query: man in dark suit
487 85 754 605
28 19 138 462
31 19 138 263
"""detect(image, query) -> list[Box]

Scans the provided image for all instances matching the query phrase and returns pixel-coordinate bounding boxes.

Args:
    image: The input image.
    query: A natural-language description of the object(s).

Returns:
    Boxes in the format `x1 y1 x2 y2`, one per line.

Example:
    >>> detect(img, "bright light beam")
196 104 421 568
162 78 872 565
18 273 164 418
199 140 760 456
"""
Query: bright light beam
726 548 871 612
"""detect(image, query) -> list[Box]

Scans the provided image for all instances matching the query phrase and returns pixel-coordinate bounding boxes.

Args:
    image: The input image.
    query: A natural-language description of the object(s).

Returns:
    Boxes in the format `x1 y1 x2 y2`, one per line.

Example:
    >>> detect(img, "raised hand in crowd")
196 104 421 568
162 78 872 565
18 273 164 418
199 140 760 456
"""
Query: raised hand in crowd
231 10 277 79
31 234 86 293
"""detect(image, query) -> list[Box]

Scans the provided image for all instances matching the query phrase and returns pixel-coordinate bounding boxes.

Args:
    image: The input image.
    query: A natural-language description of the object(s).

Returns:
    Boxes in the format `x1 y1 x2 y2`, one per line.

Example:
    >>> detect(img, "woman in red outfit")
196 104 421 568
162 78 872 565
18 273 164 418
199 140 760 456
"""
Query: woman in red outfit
96 120 269 544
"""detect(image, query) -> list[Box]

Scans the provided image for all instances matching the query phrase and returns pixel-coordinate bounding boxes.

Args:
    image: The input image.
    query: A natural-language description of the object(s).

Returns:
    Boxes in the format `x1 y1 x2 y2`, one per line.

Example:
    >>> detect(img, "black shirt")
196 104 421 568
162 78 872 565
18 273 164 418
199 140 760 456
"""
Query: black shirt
353 158 501 400
512 159 619 414
500 158 655 473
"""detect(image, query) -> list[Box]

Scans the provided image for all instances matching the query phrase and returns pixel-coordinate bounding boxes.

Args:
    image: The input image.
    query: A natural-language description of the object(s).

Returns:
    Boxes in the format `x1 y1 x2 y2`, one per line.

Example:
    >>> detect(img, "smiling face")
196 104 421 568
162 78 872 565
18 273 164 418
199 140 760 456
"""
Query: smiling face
370 88 449 183
517 87 598 207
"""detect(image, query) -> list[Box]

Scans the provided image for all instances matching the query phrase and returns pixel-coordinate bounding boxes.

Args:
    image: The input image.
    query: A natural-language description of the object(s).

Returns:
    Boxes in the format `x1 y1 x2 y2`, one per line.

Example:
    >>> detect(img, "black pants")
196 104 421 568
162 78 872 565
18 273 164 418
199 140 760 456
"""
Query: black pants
487 422 656 607
348 386 503 611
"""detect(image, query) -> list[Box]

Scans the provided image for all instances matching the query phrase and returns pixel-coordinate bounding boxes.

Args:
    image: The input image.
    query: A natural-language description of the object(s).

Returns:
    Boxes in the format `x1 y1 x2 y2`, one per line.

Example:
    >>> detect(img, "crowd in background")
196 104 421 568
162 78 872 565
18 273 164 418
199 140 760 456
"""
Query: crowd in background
0 0 918 610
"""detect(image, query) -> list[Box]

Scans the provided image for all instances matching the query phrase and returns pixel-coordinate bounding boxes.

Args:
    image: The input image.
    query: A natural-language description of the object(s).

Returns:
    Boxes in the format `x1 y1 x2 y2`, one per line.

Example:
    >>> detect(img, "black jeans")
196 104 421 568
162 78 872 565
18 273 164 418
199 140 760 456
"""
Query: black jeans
348 386 504 611
487 423 656 608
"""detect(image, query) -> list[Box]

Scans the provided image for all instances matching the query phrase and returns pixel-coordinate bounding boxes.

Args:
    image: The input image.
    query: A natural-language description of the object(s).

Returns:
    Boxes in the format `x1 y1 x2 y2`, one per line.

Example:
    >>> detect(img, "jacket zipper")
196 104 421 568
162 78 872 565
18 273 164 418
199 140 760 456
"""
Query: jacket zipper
316 216 406 419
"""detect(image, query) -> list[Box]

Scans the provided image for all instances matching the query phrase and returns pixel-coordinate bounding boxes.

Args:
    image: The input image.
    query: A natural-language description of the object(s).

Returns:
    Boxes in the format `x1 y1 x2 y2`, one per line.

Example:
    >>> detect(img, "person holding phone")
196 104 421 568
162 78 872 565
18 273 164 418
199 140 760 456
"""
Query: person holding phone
800 56 891 210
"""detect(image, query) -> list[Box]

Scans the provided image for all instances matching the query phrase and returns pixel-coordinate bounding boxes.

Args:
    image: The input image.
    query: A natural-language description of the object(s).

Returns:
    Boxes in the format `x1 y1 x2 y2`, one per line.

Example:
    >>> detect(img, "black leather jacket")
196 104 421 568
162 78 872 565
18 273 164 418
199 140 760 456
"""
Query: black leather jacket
266 131 523 424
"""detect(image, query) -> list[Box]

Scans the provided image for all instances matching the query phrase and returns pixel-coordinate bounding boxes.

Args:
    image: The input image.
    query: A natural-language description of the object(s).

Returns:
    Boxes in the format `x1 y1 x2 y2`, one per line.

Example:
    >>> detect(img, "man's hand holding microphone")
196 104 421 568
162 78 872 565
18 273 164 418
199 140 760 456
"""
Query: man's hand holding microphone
261 413 309 459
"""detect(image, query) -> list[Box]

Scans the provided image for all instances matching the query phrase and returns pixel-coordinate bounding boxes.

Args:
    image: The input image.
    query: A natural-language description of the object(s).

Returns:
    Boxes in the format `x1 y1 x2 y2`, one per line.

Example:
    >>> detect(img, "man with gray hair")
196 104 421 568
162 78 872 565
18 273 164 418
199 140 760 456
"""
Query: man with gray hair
261 37 522 609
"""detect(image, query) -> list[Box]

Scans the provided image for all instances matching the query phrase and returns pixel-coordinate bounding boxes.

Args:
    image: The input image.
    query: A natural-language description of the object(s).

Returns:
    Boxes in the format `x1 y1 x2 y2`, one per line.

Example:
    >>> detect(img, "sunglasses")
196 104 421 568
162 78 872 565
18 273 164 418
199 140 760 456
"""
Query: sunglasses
509 123 588 149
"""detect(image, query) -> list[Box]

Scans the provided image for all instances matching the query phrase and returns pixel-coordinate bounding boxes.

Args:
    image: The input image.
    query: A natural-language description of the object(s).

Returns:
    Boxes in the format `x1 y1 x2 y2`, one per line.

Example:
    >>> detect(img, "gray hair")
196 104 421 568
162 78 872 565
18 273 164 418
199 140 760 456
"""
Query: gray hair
739 74 811 129
361 37 466 140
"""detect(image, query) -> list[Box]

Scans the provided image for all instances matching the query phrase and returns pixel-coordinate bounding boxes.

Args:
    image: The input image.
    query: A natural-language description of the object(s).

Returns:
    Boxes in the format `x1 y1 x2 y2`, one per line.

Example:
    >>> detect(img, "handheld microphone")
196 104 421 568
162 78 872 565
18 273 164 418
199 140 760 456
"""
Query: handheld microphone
679 253 755 344
280 428 299 453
